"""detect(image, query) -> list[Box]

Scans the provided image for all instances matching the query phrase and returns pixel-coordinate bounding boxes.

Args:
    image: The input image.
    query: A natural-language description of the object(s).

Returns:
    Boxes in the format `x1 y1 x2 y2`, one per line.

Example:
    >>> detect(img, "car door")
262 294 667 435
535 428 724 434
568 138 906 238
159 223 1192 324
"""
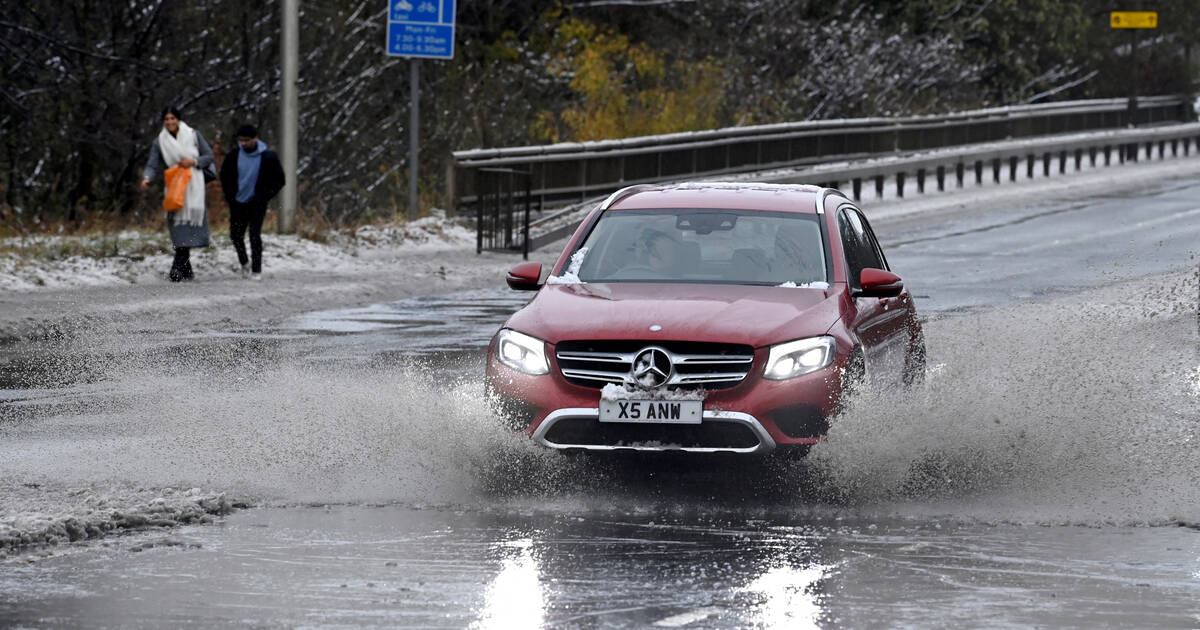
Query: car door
838 205 910 385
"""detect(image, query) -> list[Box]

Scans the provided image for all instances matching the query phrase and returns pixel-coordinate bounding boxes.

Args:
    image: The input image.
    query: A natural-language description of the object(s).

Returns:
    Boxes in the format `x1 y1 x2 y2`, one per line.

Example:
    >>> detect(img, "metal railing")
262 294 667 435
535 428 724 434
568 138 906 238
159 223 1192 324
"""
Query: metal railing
474 168 535 259
451 96 1190 217
519 123 1200 252
772 124 1200 195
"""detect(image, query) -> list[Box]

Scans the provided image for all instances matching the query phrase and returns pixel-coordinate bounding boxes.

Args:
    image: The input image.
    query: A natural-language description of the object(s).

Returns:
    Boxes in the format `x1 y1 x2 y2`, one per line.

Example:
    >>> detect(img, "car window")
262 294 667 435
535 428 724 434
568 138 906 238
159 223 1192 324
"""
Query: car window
838 207 883 288
574 208 828 285
856 209 890 271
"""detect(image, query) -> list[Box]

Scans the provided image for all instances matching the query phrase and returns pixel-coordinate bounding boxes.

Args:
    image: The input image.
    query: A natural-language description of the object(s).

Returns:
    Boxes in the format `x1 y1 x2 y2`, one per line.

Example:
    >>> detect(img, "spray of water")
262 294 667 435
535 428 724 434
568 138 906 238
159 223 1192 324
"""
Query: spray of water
2 268 1196 537
807 268 1200 525
5 361 512 505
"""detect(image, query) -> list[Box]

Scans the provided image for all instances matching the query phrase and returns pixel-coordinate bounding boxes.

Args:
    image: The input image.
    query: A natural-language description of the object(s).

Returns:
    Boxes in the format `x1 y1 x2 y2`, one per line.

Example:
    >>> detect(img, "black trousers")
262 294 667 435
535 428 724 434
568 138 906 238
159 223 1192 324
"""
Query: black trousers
169 247 193 282
229 199 268 273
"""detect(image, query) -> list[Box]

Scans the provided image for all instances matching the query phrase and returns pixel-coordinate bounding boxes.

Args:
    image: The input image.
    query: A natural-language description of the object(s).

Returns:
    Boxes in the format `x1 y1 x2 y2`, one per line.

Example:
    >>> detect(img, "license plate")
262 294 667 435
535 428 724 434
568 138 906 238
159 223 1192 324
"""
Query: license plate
598 399 702 424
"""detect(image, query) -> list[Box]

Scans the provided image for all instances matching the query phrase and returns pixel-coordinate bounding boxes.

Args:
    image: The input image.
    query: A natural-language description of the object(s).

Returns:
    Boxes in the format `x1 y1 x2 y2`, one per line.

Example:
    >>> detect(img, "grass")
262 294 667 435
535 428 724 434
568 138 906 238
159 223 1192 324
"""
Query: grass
0 203 465 264
0 231 171 261
0 175 465 265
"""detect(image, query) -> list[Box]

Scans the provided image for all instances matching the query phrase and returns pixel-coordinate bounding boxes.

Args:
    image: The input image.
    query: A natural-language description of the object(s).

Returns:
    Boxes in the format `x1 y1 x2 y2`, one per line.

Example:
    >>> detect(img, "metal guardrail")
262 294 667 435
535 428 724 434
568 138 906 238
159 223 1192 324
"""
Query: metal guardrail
519 123 1200 252
451 96 1190 216
771 123 1200 195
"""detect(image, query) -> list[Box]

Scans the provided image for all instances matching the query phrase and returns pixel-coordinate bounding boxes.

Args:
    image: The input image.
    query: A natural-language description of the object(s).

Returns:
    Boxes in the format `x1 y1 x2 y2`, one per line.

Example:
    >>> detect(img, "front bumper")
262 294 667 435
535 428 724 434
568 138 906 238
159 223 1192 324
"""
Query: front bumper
486 342 849 455
531 408 777 455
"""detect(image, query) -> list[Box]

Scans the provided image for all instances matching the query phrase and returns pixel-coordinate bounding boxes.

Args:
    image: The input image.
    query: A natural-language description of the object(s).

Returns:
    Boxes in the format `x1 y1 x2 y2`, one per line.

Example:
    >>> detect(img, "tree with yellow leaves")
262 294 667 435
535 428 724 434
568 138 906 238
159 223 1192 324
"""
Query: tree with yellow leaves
532 17 725 143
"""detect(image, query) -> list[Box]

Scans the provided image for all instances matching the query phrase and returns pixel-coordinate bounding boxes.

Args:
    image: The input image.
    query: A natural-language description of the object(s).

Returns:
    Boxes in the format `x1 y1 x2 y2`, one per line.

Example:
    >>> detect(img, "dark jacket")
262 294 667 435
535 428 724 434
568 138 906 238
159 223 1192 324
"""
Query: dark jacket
220 146 286 206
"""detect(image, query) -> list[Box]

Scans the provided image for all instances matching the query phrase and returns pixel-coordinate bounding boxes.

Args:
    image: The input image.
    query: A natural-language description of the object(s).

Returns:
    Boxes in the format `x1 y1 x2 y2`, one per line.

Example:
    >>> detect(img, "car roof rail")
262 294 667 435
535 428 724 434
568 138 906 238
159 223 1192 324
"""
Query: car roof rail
598 184 659 211
816 187 851 214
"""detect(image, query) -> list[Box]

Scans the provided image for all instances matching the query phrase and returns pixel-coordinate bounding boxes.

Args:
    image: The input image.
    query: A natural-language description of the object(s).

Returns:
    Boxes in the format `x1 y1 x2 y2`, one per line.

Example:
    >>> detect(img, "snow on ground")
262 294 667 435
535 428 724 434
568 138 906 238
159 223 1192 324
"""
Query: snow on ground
0 213 477 292
0 482 238 559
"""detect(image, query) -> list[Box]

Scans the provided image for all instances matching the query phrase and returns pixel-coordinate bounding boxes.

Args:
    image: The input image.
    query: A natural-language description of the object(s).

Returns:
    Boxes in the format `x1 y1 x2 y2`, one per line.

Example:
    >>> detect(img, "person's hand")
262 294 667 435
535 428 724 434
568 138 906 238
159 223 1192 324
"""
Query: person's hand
140 177 150 191
178 158 196 169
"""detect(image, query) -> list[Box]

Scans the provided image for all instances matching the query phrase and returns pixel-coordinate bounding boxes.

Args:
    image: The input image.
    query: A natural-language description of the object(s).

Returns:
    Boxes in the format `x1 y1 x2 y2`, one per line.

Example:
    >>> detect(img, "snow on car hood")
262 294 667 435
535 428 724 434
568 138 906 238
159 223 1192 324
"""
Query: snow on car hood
504 282 840 347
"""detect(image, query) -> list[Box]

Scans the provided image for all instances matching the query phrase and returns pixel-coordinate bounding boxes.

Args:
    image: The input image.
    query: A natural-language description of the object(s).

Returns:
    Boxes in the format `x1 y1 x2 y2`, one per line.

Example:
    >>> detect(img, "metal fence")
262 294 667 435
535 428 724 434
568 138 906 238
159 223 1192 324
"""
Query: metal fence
771 123 1200 195
474 168 535 258
518 122 1200 252
451 96 1190 216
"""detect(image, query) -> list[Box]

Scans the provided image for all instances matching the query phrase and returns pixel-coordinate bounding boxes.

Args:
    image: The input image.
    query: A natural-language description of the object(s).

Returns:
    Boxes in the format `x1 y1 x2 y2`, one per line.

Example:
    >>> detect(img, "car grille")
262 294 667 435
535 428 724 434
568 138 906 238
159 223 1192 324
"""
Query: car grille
555 340 755 390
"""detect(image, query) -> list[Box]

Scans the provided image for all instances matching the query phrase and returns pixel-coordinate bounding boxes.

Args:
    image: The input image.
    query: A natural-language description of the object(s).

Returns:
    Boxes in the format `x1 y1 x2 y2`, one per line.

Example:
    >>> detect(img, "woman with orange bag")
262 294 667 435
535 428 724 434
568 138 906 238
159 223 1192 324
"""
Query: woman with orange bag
140 106 215 282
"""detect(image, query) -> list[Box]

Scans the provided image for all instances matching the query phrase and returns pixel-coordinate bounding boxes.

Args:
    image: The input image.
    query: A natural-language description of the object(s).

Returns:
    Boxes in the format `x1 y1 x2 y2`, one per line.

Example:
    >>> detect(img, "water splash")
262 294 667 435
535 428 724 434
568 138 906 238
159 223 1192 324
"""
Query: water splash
807 271 1200 525
2 270 1196 537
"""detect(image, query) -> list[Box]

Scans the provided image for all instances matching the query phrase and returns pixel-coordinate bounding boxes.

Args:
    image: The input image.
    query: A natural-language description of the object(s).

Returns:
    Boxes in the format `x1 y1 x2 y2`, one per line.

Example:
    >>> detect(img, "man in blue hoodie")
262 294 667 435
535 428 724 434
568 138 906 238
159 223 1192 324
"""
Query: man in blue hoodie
220 124 286 279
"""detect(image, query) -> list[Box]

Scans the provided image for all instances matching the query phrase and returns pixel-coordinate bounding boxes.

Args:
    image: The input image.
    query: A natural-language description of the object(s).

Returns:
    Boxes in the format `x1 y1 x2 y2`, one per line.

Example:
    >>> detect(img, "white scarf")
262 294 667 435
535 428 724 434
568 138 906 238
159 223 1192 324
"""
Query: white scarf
156 120 206 226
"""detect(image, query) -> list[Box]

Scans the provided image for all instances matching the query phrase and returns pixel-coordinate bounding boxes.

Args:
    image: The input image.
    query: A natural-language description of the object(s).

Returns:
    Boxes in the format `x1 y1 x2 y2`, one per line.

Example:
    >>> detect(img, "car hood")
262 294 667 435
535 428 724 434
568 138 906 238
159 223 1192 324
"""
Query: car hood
505 282 840 347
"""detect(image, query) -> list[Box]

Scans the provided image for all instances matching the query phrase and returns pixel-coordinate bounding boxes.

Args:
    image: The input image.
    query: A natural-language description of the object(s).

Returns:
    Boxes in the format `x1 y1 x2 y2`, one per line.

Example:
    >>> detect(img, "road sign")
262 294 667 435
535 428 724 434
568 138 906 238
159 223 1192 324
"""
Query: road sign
387 0 455 59
1110 11 1157 29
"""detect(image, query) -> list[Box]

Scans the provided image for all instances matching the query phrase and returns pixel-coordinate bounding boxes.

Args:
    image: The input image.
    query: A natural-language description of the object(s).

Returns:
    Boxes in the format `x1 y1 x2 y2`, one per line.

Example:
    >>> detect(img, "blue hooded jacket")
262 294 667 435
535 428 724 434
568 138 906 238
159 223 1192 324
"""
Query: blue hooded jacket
236 140 267 203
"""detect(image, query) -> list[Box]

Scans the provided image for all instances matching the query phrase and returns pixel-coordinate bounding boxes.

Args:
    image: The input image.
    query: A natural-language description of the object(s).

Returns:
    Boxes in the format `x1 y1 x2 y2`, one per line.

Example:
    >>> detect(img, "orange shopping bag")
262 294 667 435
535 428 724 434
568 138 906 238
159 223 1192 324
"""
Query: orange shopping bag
162 166 191 211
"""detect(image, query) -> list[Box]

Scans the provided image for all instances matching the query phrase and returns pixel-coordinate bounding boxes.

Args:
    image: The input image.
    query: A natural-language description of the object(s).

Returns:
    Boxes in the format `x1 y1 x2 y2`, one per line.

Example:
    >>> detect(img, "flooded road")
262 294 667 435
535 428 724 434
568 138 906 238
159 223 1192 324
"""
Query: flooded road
1 176 1198 628
3 505 1197 628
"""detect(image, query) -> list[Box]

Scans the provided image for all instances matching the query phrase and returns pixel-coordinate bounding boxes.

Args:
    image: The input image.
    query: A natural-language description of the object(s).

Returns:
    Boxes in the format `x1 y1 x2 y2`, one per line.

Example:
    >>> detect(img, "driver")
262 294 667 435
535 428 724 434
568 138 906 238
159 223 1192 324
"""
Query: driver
642 229 681 274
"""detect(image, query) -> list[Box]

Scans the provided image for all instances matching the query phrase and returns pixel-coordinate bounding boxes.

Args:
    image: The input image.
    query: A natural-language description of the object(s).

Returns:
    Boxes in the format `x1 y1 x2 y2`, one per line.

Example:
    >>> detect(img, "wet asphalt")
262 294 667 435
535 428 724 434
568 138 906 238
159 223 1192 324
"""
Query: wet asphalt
1 173 1198 628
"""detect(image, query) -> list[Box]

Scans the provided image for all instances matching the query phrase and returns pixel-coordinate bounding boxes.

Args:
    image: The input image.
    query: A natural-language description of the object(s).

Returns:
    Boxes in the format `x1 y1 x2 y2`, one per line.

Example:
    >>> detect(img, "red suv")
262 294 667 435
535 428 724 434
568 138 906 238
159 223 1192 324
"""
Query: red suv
486 183 924 456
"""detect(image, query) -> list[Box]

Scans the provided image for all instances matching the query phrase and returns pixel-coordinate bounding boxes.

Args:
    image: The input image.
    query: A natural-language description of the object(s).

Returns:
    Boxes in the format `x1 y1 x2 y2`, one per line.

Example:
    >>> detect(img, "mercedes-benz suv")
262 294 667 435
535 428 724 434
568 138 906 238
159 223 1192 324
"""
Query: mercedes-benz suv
485 182 924 456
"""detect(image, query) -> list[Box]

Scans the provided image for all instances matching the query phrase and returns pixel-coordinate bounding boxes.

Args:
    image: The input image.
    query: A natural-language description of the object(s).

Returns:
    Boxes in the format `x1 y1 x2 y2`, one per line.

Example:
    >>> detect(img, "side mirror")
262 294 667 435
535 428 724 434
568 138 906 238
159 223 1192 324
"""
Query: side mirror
505 262 543 291
857 268 903 298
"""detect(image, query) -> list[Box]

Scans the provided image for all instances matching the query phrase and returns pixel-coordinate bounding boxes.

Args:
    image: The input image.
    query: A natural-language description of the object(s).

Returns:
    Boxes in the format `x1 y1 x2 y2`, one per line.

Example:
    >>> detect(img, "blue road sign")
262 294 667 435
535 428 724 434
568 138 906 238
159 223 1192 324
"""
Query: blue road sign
387 0 455 59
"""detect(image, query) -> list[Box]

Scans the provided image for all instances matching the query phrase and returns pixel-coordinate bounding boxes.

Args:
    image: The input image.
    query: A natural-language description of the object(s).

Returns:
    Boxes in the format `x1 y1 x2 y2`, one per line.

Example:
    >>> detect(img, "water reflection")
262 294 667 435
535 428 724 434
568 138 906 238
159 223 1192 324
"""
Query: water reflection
279 287 530 355
741 563 828 629
472 539 546 630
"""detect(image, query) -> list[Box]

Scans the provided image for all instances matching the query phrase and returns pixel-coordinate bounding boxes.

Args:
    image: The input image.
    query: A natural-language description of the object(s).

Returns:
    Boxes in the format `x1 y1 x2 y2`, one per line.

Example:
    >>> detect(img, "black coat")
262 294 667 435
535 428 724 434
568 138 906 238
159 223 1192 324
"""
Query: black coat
220 147 286 206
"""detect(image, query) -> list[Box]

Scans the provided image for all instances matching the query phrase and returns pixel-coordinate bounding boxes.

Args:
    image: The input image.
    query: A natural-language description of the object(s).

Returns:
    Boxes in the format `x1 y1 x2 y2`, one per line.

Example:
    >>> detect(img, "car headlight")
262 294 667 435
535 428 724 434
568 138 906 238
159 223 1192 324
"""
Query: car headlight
495 329 550 375
764 336 836 380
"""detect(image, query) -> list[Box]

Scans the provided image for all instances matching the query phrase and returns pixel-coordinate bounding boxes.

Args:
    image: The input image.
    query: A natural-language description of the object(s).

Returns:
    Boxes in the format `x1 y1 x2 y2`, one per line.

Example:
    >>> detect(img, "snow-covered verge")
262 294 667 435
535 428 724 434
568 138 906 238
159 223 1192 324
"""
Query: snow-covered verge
0 482 242 560
0 214 476 291
0 211 477 290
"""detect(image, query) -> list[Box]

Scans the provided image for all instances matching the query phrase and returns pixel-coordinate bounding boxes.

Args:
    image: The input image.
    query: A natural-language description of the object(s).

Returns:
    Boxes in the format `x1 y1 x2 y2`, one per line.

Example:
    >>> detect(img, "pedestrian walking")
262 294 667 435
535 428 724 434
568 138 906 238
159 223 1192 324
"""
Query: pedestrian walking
219 124 285 279
141 107 215 282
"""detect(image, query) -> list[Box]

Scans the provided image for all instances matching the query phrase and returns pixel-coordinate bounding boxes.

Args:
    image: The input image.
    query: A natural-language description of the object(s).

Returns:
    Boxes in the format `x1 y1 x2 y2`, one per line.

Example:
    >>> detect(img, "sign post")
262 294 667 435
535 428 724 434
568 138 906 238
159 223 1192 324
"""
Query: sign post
1111 12 1158 126
280 0 299 233
386 0 456 221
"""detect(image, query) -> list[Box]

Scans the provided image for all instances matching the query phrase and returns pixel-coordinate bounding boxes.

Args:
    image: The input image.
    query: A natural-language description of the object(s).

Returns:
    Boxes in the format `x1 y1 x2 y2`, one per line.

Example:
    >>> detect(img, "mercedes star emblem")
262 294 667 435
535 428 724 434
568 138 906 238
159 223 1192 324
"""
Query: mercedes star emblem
631 347 673 389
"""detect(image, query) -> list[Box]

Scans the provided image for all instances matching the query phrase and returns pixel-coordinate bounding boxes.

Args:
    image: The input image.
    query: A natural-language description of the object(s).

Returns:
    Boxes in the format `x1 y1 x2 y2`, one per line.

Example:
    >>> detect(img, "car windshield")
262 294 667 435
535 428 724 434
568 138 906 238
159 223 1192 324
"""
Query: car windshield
572 208 828 285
